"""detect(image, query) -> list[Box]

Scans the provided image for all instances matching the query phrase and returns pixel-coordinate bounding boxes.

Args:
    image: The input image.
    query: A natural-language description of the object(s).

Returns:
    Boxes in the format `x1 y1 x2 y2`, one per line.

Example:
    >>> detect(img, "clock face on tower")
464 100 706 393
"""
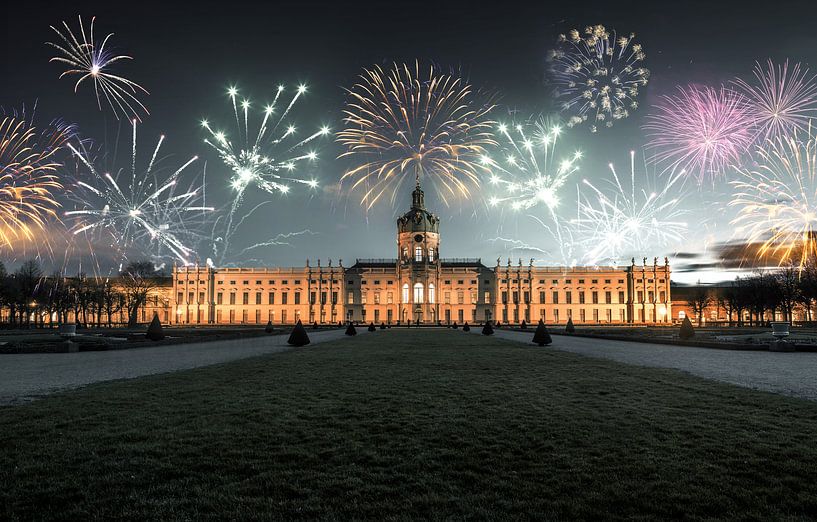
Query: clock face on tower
414 234 424 243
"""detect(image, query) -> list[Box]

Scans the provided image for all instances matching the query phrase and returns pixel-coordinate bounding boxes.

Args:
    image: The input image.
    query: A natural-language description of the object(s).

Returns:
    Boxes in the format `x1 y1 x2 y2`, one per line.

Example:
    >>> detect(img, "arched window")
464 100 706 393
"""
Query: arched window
428 248 435 262
428 283 435 304
414 247 423 262
413 283 424 303
402 283 409 303
402 246 408 260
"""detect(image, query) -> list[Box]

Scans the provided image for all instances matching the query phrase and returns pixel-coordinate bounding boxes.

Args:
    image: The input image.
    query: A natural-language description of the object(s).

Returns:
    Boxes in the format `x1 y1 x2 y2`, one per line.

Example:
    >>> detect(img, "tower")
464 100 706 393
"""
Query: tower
396 181 440 324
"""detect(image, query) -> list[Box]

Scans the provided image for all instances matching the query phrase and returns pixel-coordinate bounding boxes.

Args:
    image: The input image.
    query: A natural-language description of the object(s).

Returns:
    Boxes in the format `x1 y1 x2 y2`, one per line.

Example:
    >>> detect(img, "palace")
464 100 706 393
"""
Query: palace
171 183 672 326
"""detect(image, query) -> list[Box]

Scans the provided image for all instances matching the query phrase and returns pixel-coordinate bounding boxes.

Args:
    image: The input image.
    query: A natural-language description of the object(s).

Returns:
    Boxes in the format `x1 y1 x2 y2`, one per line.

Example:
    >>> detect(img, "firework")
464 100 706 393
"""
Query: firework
201 84 327 265
338 62 496 208
547 24 649 133
573 151 688 265
644 85 756 181
730 133 817 269
65 119 212 265
733 60 817 144
47 16 149 121
482 119 581 214
0 116 68 252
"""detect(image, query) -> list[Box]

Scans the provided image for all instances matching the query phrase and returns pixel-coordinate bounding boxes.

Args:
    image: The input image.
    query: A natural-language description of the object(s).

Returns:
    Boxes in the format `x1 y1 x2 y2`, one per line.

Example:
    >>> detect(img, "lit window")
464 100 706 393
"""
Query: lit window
413 283 424 303
428 283 435 304
402 283 409 303
415 247 423 262
428 248 435 262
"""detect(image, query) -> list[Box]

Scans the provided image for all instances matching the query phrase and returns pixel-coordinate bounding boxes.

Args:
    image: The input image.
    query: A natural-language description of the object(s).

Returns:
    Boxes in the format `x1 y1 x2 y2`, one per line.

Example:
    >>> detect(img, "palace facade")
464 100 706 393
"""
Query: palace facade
172 184 672 326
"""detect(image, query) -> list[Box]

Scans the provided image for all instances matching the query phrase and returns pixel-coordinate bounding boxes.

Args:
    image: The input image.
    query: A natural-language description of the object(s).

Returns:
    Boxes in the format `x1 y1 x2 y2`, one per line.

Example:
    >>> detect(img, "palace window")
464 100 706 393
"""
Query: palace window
310 292 317 304
321 292 327 305
579 291 585 304
415 247 423 262
445 292 451 304
332 292 337 304
177 292 183 303
552 291 559 304
402 283 410 303
361 292 367 304
294 292 301 305
470 292 477 304
565 291 572 304
199 292 205 304
648 291 654 302
428 248 435 262
565 279 572 284
242 292 249 305
429 284 436 304
243 281 249 285
402 247 409 259
502 291 508 304
348 291 354 305
539 291 545 304
217 292 223 305
374 292 381 305
619 291 625 303
268 292 274 304
592 291 598 304
457 291 464 304
484 291 491 304
605 291 612 304
659 291 666 302
578 279 585 284
230 293 236 305
374 280 380 285
256 292 262 305
512 291 518 304
256 281 261 285
387 292 393 304
523 291 530 304
413 283 424 303
591 279 598 284
282 292 288 305
458 280 464 285
605 279 611 284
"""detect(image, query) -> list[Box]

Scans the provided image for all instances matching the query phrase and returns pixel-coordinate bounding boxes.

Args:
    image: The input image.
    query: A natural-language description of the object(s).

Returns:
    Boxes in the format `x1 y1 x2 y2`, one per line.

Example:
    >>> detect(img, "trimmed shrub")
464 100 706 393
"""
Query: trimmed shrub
345 322 357 336
453 322 459 330
287 320 310 346
380 322 386 330
679 316 695 339
462 322 470 332
312 322 319 330
265 320 274 334
482 321 494 336
145 313 165 341
368 322 376 332
532 319 552 346
565 318 575 334
520 320 527 330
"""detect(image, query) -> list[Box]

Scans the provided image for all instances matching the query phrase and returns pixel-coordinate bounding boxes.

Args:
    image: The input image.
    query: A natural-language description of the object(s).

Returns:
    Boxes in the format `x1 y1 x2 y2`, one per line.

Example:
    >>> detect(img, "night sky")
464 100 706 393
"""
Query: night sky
4 0 817 282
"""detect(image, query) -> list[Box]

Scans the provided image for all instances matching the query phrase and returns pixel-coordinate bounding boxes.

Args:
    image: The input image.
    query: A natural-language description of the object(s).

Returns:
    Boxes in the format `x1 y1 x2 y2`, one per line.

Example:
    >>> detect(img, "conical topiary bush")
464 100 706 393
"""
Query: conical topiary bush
145 313 165 341
287 320 310 346
521 320 527 330
312 321 319 330
532 319 552 346
482 321 494 336
265 320 274 334
345 322 357 336
380 322 386 330
368 322 376 332
565 317 575 334
679 316 695 339
453 321 459 330
463 322 470 332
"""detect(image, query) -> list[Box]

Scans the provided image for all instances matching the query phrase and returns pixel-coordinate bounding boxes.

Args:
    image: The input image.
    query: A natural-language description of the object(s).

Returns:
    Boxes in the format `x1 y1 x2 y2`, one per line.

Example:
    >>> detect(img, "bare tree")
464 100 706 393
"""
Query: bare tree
777 265 801 322
687 284 713 327
15 260 43 327
120 261 161 328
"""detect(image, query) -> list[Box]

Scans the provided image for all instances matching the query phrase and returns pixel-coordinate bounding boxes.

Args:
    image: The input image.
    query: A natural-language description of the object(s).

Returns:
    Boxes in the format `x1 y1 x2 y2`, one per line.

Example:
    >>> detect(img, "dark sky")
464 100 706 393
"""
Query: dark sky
4 0 817 278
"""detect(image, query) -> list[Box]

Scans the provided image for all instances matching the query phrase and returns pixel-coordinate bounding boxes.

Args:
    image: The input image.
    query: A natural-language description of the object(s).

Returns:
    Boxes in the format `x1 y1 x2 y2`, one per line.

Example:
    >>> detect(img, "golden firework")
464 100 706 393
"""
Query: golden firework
0 117 66 252
338 62 496 209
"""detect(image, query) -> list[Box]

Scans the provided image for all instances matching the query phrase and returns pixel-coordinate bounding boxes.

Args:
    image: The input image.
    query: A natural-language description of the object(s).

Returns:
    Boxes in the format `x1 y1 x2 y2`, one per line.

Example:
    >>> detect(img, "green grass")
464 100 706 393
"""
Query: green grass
3 330 817 520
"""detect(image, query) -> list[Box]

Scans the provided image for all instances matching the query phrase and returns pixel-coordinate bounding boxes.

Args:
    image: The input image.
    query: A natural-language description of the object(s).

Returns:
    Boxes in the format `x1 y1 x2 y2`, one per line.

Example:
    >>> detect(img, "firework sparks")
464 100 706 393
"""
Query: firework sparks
201 84 327 265
733 59 817 144
0 116 68 252
47 16 149 121
547 24 649 133
573 151 688 265
201 85 326 197
338 62 496 208
65 119 212 265
644 85 756 181
482 119 581 214
730 133 817 269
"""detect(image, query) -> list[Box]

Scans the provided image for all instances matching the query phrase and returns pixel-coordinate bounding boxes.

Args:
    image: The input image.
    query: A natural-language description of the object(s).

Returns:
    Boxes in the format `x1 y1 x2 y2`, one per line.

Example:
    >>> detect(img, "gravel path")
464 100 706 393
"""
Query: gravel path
0 329 366 405
483 329 817 401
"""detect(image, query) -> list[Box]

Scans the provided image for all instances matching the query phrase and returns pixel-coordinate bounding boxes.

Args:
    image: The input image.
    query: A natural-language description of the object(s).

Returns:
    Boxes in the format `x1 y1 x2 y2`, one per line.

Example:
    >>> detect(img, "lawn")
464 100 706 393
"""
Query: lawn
2 329 817 520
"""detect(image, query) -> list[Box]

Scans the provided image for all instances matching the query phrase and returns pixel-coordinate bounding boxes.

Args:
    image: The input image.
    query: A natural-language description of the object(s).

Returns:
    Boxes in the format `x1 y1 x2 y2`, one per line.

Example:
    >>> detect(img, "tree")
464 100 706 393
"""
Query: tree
15 259 43 327
565 317 575 333
482 321 494 336
120 261 161 328
532 319 552 346
679 316 695 339
776 265 801 322
287 320 310 346
799 262 817 322
687 284 713 327
146 313 165 341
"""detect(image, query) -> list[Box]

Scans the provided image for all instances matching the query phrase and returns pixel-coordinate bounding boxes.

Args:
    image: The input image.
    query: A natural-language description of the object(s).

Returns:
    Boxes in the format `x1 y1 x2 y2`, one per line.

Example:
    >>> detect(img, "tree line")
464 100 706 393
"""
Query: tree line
0 259 167 329
686 264 817 326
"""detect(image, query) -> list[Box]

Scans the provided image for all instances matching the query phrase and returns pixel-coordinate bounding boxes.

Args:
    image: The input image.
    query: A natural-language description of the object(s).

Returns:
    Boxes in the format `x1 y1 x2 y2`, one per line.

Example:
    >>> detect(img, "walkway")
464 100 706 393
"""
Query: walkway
484 329 817 401
0 329 366 405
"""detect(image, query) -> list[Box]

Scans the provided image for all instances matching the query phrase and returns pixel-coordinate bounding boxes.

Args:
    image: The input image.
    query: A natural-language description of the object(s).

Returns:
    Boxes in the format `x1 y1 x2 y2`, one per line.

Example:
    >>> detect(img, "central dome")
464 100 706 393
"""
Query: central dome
397 183 439 234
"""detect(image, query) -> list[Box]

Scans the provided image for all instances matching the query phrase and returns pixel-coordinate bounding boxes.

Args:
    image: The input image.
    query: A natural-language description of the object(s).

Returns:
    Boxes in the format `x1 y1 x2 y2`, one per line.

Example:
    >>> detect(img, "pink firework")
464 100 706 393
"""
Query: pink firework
644 85 756 181
733 59 817 143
